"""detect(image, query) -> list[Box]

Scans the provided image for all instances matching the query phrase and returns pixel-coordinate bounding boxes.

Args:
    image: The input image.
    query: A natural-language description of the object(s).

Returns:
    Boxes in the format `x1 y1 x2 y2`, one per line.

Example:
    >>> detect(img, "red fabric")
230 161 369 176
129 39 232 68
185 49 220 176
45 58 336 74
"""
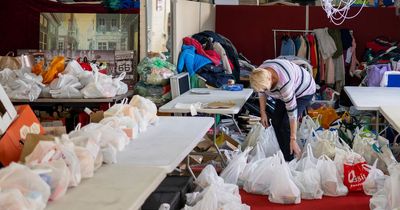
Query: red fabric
183 37 220 65
344 161 369 192
366 41 391 53
306 34 318 79
239 190 370 210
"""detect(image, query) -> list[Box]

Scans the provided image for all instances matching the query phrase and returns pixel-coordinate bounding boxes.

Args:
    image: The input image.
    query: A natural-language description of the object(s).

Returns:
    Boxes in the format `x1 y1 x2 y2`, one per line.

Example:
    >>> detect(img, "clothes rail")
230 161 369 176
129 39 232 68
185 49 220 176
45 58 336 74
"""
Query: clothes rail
273 29 315 58
272 29 353 58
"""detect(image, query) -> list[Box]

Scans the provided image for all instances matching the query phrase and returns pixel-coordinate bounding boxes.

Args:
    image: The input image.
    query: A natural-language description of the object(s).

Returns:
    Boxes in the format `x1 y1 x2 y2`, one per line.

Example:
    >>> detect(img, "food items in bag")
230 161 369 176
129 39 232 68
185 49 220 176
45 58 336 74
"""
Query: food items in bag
137 57 176 85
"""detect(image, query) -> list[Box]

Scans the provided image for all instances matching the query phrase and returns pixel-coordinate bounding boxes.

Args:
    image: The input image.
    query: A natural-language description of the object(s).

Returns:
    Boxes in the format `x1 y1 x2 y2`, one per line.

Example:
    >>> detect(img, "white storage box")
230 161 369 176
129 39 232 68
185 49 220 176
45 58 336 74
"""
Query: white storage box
0 84 17 135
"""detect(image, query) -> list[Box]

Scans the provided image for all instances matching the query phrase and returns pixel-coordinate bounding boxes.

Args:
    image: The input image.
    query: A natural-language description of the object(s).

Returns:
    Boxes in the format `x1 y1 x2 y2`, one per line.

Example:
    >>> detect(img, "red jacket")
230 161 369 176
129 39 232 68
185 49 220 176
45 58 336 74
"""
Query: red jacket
183 37 221 65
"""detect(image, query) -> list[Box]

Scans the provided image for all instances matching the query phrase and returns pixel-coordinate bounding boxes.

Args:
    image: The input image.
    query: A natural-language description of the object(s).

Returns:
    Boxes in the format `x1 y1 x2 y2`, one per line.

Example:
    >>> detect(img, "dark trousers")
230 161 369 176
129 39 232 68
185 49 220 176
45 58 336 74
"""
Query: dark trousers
270 94 313 161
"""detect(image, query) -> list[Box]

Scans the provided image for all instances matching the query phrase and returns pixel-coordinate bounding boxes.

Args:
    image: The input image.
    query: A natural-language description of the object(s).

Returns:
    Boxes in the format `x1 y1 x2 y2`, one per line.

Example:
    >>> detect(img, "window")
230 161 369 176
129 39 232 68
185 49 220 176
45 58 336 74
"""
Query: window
99 18 105 26
58 41 64 50
98 42 107 50
108 42 117 50
39 31 47 50
111 19 117 27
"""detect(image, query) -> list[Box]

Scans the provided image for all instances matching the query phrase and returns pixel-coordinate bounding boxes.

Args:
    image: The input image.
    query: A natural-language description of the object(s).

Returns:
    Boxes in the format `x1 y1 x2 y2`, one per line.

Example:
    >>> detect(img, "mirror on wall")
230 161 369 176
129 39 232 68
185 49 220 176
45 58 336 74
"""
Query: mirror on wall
146 0 172 59
39 13 139 52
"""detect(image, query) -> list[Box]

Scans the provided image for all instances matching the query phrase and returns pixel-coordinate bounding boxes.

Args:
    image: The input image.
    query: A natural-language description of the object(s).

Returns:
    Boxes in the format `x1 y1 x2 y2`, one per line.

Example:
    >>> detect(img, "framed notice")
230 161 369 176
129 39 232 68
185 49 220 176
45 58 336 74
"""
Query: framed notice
114 51 138 89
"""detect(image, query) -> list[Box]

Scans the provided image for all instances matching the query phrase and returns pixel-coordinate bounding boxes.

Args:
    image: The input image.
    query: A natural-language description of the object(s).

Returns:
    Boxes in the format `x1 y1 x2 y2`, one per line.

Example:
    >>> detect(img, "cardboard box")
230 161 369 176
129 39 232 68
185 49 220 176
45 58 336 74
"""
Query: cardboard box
0 84 17 135
43 126 67 136
0 105 45 166
90 111 104 123
19 134 55 163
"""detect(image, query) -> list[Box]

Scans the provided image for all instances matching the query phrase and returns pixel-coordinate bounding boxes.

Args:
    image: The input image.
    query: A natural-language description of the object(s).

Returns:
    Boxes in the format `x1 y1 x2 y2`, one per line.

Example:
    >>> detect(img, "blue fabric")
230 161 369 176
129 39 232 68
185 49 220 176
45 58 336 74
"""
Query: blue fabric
294 36 302 55
197 64 235 88
280 38 296 56
177 45 212 76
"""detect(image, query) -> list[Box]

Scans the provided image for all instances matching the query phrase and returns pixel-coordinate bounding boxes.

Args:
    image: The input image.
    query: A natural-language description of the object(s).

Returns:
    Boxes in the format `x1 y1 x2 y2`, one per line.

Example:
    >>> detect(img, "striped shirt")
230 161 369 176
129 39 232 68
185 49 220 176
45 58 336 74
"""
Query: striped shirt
259 59 316 119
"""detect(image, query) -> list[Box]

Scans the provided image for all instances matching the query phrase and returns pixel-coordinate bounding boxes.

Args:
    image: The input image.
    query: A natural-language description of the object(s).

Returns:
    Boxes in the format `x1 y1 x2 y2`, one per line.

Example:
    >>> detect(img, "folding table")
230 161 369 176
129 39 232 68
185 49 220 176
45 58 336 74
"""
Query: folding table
46 116 213 210
158 88 253 169
344 86 400 133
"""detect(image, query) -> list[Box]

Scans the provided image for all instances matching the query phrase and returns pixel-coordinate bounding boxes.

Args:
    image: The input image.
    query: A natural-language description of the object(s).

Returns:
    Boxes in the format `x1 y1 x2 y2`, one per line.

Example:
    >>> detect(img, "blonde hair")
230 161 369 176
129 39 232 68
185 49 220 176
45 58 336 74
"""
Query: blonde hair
249 68 272 92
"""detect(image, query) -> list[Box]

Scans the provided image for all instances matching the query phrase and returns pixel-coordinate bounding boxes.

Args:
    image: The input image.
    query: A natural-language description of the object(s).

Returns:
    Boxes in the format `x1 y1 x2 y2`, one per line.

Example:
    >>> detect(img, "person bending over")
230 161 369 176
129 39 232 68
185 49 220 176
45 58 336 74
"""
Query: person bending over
249 58 316 161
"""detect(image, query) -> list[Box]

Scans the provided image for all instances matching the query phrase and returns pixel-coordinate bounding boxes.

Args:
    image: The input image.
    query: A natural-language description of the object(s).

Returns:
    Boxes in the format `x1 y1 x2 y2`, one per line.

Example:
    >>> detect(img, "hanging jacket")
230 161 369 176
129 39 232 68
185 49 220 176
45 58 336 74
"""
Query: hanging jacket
177 45 212 76
192 31 241 81
183 37 220 65
213 42 232 74
297 36 307 59
313 28 337 60
280 38 296 56
306 34 318 79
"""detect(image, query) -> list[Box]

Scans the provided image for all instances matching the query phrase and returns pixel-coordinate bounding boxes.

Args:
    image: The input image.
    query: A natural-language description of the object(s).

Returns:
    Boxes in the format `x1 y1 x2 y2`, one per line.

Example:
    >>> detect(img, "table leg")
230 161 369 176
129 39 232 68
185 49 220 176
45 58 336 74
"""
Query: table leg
213 114 226 166
186 156 197 180
376 111 380 137
231 114 243 135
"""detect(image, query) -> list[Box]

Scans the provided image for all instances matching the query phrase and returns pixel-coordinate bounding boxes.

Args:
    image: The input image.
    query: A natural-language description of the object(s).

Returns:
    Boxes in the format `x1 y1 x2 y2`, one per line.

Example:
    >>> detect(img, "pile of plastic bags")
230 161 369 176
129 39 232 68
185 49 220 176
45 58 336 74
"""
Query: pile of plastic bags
0 57 129 101
183 165 250 210
0 95 158 210
135 56 176 106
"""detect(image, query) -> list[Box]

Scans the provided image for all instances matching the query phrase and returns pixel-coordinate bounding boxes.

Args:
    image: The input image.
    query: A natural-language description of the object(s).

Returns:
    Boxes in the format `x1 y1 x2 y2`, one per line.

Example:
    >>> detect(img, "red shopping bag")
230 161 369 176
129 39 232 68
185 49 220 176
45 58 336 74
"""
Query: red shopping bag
343 161 369 191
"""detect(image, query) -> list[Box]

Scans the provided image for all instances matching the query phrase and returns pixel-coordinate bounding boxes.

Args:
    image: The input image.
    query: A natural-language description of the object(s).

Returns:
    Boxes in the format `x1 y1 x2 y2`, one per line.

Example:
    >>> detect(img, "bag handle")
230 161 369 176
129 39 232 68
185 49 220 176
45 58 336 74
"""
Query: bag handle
116 72 126 81
5 51 15 56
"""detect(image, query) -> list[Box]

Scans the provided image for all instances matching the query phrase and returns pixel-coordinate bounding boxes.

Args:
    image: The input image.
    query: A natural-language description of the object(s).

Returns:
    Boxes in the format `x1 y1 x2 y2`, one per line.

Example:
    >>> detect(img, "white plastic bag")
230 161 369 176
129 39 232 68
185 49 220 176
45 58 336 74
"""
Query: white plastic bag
63 60 84 76
81 69 117 98
387 163 400 209
268 152 301 204
317 155 348 197
353 128 379 166
220 147 252 185
195 165 224 189
0 188 41 210
363 160 386 196
30 160 70 201
74 146 95 178
113 72 128 95
248 124 281 161
100 116 139 140
49 73 81 90
243 157 274 195
297 115 320 149
25 138 82 187
242 123 263 150
291 144 323 200
80 123 129 151
309 130 336 159
0 163 51 210
129 95 159 125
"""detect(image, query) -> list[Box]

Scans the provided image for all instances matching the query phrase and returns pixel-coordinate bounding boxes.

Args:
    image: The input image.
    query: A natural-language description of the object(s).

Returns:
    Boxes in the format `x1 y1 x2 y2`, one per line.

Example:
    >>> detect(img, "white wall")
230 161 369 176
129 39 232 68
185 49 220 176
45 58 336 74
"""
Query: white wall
172 0 216 64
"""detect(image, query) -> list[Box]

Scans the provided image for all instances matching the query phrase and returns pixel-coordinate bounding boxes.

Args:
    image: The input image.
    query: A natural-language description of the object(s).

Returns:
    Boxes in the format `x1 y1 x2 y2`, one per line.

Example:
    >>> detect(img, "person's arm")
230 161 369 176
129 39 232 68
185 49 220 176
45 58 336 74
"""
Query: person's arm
258 93 269 128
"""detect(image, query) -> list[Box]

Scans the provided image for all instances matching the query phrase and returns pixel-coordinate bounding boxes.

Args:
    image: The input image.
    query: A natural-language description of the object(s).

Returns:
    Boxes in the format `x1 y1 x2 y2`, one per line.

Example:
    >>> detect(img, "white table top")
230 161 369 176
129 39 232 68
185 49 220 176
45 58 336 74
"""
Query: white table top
46 165 166 210
380 106 400 133
158 88 253 114
344 86 400 111
117 116 214 172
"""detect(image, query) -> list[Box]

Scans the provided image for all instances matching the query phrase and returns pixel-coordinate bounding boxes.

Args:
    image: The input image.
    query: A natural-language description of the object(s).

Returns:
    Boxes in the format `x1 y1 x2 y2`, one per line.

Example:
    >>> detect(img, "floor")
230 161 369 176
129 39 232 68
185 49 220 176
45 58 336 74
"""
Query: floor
239 190 371 210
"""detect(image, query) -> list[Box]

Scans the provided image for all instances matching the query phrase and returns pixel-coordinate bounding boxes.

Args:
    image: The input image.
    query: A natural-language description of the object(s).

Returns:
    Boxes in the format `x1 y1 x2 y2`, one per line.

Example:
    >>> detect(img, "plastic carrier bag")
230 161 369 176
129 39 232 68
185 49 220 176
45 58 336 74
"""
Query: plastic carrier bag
268 152 301 204
220 147 252 185
317 155 348 197
137 57 176 85
0 163 51 210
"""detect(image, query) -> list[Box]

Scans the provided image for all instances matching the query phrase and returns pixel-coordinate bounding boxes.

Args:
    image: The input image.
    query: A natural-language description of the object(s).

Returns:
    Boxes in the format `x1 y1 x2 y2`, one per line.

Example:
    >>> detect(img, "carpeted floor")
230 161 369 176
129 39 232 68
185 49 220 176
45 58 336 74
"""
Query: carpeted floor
239 190 371 210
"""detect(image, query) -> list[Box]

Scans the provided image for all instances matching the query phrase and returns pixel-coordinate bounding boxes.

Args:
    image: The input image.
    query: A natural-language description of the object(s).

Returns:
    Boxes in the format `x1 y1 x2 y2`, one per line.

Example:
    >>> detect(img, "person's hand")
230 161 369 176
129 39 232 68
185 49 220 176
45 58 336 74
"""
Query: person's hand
290 138 301 159
260 112 269 128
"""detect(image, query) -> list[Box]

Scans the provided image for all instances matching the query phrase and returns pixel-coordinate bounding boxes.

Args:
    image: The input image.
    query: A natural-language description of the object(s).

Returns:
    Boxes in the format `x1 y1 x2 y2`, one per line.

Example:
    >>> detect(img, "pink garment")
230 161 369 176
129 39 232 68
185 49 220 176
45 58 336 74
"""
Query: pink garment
319 53 325 82
183 37 220 65
326 57 335 85
349 36 360 76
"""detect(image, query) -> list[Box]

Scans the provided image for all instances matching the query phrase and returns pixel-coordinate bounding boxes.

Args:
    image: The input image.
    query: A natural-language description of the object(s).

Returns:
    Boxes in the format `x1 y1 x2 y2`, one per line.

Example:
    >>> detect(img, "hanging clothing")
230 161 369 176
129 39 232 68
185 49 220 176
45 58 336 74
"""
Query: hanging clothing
280 37 296 56
328 29 344 59
294 36 302 55
314 35 321 84
183 37 220 65
213 42 232 74
326 57 335 85
177 45 212 76
306 34 318 79
341 29 353 50
297 35 307 59
313 28 337 60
